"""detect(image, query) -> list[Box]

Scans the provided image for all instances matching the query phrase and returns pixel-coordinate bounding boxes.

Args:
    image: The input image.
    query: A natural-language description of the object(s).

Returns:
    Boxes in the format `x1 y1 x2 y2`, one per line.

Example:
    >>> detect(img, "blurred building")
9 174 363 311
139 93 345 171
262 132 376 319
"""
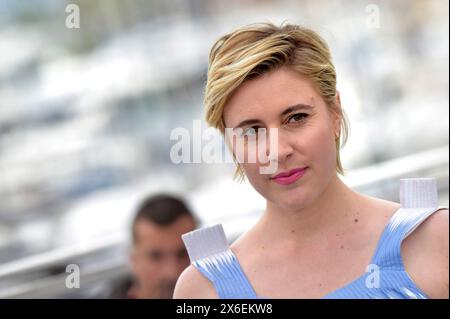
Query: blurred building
0 0 448 298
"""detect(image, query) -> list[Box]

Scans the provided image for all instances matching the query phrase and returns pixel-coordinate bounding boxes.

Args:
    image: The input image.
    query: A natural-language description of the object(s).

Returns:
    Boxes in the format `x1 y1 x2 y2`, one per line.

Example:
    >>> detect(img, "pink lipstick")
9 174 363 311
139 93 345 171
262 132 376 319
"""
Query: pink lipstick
270 167 308 185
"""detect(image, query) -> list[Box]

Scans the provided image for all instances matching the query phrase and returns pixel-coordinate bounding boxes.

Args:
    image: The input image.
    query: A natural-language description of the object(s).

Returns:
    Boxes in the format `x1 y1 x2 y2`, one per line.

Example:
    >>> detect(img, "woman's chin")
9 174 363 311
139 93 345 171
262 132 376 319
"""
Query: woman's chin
268 188 313 212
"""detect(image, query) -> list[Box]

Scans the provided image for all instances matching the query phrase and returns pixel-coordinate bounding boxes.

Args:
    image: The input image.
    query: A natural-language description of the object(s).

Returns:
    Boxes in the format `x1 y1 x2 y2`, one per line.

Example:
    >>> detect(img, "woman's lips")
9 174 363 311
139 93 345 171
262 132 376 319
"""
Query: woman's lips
270 167 308 185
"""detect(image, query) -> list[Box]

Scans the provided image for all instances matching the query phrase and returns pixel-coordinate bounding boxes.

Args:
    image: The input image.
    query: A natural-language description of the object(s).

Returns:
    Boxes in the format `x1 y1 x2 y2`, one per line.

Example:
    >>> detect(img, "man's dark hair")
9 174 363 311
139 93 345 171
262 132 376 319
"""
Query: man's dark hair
132 194 196 242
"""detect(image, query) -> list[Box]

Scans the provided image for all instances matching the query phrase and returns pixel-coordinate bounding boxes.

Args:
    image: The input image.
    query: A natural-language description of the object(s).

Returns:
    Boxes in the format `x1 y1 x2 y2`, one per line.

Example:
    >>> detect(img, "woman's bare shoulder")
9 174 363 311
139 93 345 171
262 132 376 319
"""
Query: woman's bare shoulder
356 195 402 226
362 195 401 213
402 208 449 299
173 264 218 299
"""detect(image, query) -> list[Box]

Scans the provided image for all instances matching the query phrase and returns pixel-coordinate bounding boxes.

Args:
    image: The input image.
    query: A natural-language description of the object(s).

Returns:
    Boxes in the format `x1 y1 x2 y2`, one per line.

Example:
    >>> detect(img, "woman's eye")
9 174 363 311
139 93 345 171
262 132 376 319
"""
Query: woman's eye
287 113 308 124
241 126 258 137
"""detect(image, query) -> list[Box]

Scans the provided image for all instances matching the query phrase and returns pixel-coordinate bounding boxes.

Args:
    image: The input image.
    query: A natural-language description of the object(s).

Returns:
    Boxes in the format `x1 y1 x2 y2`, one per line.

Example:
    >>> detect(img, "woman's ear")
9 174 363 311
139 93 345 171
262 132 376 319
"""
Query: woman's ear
333 91 343 138
335 91 341 106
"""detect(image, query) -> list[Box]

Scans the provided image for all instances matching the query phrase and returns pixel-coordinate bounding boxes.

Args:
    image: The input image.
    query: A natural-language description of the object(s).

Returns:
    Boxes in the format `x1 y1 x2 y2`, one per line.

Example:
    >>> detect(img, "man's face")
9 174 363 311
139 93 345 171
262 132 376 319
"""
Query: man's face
131 215 196 298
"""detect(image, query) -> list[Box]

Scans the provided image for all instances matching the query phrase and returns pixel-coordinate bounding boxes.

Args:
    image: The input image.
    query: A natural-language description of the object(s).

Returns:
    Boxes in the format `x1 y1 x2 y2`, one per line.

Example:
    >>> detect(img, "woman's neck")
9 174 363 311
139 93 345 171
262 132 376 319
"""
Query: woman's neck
260 174 364 243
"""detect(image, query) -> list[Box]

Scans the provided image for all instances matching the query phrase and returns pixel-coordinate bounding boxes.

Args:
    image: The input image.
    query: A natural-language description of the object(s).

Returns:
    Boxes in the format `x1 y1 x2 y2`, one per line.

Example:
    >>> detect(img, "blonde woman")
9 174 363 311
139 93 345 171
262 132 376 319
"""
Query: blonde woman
173 23 449 299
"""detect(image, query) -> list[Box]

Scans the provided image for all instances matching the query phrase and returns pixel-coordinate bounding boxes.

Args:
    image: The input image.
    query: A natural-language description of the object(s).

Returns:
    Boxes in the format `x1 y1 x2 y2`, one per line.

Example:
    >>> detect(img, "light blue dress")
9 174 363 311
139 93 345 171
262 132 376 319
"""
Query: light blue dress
182 178 447 299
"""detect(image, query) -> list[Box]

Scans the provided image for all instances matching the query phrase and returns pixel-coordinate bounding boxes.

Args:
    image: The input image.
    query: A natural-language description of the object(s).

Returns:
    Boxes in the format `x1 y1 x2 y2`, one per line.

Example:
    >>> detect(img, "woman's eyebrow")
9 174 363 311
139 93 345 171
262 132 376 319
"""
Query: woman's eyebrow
280 103 314 117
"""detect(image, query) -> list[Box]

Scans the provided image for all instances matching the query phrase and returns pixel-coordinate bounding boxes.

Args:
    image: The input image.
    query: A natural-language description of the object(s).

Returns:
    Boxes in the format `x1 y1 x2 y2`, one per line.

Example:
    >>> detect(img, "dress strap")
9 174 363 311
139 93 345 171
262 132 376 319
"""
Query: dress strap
371 178 446 269
182 224 258 298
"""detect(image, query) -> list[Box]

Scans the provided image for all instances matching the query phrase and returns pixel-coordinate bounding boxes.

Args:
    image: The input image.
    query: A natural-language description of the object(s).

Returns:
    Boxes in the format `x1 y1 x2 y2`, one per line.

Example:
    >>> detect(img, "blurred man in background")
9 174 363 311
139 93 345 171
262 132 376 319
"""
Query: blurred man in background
126 194 197 298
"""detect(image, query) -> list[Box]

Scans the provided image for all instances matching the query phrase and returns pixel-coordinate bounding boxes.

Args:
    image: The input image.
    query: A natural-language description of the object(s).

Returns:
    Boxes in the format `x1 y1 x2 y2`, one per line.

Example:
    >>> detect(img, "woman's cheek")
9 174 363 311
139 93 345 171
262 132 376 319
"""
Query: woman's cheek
243 162 263 180
308 127 337 173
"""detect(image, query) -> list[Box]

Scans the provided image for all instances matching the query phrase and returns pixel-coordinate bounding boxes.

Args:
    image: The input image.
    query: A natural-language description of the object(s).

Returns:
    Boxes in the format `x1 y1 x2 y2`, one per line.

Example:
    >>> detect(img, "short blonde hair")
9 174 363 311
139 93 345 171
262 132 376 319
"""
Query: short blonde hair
204 22 349 181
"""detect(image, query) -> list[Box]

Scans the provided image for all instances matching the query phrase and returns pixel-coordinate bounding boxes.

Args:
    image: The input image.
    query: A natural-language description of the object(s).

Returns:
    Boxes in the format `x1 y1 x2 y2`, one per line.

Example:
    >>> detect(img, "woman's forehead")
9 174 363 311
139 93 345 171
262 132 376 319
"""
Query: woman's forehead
223 68 320 127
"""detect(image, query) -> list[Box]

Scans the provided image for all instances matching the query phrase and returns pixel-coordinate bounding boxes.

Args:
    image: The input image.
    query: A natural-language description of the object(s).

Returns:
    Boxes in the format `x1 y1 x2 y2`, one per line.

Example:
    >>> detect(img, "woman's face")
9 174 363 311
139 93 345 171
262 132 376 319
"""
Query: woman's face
223 66 341 211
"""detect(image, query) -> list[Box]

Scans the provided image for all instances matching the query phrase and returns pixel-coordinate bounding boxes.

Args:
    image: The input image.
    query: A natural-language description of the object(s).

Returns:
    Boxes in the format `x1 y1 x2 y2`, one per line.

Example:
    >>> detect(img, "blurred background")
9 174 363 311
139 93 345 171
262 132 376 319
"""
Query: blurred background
0 0 448 298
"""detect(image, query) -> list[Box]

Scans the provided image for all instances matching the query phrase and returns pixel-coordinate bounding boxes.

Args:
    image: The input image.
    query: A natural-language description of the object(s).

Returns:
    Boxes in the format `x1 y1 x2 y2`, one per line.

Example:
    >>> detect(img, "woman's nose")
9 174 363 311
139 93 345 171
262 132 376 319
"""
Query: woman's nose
265 128 294 164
